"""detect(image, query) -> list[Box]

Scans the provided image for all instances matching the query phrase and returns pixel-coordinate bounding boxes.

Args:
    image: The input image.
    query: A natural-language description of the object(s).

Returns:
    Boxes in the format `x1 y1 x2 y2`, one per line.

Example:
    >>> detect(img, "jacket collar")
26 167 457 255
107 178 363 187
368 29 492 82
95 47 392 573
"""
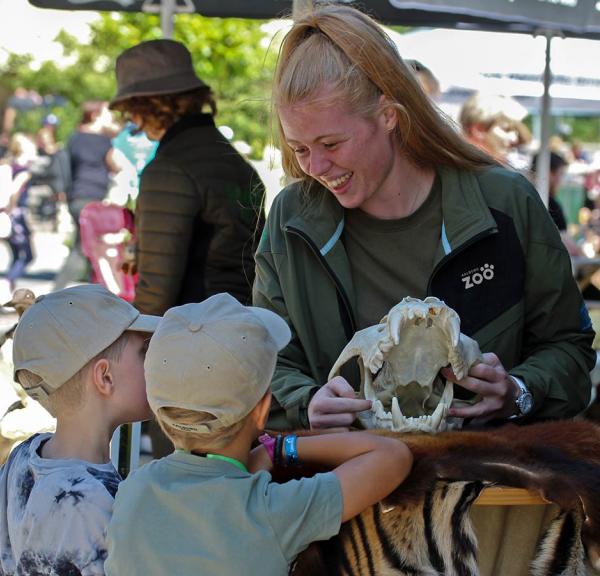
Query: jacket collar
158 113 215 150
285 180 344 255
283 167 498 258
437 167 497 255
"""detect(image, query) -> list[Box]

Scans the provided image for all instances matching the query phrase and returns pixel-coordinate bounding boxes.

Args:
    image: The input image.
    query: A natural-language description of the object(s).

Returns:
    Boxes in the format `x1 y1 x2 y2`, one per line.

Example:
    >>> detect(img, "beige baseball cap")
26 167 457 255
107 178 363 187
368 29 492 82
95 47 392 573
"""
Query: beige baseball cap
13 284 160 408
145 293 291 434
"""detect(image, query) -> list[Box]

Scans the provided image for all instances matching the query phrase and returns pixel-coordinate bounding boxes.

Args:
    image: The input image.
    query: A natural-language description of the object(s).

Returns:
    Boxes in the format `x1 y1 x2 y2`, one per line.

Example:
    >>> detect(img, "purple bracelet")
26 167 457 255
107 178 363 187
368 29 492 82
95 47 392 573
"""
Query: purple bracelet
258 433 276 463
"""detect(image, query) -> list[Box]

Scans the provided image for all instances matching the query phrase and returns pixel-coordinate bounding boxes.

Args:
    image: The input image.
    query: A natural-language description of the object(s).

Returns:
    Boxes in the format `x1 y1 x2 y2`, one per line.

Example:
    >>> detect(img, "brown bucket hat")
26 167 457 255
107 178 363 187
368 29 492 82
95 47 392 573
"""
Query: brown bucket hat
109 39 208 109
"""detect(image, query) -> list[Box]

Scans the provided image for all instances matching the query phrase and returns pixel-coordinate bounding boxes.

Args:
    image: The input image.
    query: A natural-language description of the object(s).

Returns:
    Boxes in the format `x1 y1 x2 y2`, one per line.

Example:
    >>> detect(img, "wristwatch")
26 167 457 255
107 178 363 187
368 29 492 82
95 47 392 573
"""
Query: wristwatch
513 376 533 416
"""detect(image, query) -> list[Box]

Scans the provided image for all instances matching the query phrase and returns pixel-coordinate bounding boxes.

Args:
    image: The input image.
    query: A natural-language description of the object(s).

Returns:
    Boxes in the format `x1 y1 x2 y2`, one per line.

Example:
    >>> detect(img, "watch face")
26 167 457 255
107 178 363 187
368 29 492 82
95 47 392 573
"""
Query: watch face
517 392 533 415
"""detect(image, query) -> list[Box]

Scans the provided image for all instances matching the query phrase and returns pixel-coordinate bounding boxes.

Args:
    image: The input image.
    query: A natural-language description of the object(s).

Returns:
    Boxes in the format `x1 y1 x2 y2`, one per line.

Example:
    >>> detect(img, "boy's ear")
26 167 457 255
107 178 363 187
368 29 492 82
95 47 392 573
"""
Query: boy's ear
252 389 272 430
90 358 114 398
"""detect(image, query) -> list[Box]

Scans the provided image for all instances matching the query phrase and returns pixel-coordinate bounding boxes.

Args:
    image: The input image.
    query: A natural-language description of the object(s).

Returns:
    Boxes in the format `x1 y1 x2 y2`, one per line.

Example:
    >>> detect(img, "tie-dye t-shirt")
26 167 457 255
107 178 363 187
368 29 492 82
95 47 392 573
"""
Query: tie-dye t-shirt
0 433 121 575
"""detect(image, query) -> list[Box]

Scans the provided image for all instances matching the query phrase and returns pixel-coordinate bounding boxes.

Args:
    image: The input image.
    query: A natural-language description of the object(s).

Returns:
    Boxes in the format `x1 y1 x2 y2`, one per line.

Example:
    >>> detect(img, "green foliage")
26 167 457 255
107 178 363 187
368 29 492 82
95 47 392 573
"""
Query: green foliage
556 116 600 145
0 12 278 157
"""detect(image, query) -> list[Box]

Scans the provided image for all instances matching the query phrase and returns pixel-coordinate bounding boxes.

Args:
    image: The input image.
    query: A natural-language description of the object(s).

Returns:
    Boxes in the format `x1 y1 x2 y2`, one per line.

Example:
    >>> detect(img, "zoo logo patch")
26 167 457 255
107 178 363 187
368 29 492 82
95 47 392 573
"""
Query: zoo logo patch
461 263 495 290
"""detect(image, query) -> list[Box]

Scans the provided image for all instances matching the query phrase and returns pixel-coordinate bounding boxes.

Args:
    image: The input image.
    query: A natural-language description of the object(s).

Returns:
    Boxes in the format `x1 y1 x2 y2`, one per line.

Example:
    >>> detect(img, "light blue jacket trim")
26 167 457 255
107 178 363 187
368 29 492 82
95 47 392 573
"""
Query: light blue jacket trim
441 220 452 255
321 218 344 256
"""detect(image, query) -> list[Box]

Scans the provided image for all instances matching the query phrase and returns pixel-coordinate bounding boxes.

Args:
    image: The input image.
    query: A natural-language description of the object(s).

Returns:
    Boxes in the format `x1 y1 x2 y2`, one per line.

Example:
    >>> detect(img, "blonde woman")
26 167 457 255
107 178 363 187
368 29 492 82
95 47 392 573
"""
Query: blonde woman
253 4 594 432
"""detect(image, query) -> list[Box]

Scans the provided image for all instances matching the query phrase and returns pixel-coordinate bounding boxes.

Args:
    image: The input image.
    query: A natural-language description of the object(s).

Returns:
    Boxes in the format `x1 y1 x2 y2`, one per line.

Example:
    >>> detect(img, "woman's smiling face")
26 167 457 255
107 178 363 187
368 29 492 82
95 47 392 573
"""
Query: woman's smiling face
278 87 401 216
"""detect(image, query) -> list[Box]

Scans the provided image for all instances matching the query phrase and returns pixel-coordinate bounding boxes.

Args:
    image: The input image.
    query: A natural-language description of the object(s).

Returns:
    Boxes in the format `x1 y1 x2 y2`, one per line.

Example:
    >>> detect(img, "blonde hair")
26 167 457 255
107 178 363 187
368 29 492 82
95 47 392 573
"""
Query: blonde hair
7 133 36 162
273 4 495 181
16 332 130 416
156 407 247 452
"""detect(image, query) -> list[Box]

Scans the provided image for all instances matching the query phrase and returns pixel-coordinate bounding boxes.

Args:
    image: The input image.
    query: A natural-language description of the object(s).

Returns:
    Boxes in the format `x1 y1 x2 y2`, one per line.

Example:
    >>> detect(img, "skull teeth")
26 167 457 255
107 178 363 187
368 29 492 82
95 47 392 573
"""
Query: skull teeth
366 396 451 433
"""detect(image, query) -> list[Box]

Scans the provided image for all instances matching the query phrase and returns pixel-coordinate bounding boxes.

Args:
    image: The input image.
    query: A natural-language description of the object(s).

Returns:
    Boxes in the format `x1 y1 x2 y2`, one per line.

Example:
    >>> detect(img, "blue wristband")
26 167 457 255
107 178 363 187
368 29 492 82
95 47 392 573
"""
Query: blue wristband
284 434 298 466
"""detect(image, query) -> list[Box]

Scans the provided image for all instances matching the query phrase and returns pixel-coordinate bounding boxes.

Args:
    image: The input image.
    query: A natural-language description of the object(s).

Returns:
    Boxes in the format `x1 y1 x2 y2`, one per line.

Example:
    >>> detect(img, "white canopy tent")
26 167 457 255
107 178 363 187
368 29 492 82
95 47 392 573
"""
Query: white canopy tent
393 27 600 122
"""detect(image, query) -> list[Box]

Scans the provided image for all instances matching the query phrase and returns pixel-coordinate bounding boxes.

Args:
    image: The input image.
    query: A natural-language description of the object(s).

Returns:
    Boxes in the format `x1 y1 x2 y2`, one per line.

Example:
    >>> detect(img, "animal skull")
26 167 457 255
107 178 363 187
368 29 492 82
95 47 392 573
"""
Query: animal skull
328 297 482 433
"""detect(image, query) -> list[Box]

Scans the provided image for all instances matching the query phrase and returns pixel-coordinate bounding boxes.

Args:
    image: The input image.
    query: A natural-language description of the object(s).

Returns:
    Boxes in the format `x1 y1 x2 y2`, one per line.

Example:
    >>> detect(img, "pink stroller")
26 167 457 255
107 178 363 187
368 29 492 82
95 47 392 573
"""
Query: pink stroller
79 202 137 302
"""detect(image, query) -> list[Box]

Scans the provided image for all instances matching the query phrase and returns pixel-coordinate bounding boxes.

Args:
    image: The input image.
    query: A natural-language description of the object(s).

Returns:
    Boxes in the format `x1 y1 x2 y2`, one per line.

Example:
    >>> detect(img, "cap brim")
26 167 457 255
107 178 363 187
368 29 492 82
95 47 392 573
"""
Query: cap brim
248 307 291 351
129 313 161 333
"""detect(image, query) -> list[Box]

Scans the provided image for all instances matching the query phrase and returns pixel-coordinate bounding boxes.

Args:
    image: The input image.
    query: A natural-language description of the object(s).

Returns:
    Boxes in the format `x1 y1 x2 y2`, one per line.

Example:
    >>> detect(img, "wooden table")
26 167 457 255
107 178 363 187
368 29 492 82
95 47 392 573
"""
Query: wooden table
474 486 547 506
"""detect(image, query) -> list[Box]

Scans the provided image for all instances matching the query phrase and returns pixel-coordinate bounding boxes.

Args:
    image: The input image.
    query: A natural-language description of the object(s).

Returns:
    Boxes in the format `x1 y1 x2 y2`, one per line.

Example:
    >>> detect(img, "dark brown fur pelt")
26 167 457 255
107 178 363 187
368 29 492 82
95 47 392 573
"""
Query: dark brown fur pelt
289 420 600 576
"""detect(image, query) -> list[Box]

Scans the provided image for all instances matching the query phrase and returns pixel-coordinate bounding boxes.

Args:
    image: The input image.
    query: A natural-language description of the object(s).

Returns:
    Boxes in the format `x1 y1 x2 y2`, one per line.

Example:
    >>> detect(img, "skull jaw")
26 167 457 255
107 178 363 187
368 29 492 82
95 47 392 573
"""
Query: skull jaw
359 380 457 433
329 297 483 434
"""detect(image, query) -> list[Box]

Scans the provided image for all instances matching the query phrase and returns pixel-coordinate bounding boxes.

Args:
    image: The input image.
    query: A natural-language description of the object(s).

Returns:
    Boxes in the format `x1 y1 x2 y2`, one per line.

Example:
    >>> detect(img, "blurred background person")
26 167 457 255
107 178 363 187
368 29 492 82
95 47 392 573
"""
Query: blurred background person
459 92 531 169
108 121 158 208
29 114 71 230
109 40 265 315
109 39 266 457
406 59 441 101
531 150 582 256
53 101 119 289
0 133 37 296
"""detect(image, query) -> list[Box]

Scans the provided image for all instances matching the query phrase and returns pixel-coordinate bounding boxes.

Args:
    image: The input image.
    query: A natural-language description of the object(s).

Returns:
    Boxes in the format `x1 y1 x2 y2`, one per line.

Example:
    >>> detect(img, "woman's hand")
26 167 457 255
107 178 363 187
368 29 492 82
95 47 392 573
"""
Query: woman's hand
443 352 520 424
308 376 372 430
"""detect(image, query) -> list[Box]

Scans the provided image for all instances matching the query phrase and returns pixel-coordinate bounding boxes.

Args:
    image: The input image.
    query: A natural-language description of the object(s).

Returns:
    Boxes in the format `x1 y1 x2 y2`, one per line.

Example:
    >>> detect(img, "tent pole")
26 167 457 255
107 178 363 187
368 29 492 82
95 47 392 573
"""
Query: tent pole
161 0 175 39
293 0 314 19
535 31 553 206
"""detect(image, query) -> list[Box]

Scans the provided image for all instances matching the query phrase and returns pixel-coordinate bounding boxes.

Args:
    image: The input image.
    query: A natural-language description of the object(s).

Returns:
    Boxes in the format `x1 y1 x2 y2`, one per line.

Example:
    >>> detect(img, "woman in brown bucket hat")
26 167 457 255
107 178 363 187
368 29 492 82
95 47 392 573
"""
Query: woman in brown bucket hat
110 39 265 456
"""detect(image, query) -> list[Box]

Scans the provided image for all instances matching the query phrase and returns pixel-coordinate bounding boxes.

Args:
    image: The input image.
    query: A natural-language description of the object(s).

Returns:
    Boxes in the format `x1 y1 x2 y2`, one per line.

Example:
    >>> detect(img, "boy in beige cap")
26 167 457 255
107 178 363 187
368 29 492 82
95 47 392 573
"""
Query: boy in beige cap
0 284 160 576
105 293 412 575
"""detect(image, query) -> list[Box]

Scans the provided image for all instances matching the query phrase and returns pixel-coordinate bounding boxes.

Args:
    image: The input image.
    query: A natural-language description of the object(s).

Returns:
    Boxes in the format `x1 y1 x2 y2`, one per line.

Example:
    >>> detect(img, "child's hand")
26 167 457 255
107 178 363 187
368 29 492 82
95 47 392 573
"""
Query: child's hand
247 445 272 473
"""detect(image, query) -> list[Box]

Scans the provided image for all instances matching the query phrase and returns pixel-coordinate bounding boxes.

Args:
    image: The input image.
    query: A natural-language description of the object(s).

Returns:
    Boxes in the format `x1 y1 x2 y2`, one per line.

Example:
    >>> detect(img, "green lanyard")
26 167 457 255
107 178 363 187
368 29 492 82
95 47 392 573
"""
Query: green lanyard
179 449 248 473
206 453 248 473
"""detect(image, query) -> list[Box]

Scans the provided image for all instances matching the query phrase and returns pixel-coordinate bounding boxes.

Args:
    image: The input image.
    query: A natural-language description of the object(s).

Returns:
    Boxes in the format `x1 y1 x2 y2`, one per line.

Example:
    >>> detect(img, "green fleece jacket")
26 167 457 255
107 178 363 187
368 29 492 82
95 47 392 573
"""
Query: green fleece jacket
254 166 595 430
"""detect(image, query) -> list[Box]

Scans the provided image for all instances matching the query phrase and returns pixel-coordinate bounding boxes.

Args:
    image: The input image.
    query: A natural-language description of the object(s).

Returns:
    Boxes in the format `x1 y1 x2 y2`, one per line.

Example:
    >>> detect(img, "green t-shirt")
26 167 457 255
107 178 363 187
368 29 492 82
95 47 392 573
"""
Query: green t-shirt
344 175 442 330
105 451 342 576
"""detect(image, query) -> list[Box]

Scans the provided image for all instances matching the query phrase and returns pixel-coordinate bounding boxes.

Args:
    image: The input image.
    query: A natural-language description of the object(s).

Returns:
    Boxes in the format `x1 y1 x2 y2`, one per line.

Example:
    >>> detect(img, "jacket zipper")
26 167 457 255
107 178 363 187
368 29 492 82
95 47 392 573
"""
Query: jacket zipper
285 225 356 334
427 228 497 295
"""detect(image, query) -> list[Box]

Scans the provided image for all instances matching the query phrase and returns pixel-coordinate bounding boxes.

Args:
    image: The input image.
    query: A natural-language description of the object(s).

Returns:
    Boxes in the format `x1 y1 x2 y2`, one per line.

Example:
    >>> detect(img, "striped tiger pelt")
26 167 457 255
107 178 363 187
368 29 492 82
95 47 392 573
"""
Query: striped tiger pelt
293 480 483 576
289 419 600 576
531 510 587 576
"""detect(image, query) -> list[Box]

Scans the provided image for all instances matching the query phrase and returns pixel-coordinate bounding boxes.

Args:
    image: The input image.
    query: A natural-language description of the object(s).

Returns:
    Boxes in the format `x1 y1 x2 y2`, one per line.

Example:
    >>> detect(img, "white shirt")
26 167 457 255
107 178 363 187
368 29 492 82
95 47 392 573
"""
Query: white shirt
0 433 121 575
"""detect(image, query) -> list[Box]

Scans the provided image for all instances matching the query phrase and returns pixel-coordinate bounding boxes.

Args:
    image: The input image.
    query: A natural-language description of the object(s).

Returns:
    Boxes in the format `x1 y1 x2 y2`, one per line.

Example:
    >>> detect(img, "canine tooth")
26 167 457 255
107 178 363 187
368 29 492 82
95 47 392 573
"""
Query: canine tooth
440 380 454 406
364 374 375 401
391 397 403 426
389 311 407 345
430 402 446 430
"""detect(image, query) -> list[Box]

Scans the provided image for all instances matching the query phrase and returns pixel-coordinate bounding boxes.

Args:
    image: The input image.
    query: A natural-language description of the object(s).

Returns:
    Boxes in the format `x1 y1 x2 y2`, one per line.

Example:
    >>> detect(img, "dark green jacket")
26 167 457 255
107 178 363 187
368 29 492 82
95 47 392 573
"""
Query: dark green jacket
134 114 265 315
254 166 595 429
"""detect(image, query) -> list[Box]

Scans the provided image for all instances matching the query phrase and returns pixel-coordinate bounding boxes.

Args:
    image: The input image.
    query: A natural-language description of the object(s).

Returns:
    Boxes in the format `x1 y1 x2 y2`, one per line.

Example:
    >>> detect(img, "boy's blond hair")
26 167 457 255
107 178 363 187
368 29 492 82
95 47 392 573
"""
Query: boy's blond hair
156 407 248 453
16 332 130 416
